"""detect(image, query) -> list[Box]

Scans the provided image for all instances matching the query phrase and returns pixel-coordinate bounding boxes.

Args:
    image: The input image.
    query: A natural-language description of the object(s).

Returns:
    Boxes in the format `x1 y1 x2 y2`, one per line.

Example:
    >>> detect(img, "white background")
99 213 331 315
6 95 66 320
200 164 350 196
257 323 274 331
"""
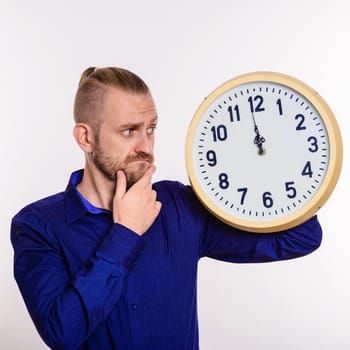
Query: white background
1 1 349 349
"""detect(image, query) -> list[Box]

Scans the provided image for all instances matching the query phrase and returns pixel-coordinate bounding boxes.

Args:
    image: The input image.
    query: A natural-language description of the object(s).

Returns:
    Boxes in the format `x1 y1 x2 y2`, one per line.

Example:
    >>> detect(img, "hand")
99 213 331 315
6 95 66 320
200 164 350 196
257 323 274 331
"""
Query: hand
251 112 266 155
112 166 162 235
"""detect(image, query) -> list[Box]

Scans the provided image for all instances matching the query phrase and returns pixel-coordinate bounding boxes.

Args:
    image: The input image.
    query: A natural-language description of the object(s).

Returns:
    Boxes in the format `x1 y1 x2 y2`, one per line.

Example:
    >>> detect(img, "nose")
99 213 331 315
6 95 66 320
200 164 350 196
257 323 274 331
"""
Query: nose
135 132 153 154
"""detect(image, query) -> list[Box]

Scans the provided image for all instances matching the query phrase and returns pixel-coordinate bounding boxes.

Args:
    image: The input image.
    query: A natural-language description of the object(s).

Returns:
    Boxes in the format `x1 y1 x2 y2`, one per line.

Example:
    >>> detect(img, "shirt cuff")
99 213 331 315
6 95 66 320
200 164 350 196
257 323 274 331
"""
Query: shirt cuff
96 224 146 270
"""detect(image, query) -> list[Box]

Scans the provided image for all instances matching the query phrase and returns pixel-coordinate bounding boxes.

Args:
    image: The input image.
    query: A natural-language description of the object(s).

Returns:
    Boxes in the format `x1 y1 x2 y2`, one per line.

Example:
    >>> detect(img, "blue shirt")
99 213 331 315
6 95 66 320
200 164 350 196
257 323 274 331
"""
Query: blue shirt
11 170 322 350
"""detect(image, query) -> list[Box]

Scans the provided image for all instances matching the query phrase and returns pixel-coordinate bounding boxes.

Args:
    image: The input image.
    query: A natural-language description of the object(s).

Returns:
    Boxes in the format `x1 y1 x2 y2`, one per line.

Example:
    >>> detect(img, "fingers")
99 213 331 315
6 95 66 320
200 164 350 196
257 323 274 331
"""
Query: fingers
154 199 162 213
115 170 127 198
112 165 162 234
151 189 157 202
134 165 156 190
115 165 155 199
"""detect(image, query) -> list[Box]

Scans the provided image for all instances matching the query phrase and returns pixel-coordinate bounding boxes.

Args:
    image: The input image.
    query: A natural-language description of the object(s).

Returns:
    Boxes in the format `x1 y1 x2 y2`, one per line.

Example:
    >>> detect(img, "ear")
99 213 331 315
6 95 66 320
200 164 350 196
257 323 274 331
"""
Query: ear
73 123 95 153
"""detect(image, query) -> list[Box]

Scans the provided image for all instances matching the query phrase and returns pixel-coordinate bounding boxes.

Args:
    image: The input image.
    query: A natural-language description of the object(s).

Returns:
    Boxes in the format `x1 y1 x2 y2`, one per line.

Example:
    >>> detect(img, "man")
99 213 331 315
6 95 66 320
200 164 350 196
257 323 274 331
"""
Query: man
11 67 322 350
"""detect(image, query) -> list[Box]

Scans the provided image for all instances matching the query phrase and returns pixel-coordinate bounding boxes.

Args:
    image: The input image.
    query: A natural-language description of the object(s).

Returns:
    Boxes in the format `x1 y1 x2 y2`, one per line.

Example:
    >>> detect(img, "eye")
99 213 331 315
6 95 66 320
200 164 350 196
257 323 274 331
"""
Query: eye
121 128 134 137
147 126 157 135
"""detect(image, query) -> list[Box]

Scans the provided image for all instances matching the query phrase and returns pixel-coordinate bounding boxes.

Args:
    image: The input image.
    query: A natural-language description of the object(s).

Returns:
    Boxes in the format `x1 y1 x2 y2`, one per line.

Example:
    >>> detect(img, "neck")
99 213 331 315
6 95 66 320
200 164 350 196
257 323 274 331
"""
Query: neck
77 163 115 211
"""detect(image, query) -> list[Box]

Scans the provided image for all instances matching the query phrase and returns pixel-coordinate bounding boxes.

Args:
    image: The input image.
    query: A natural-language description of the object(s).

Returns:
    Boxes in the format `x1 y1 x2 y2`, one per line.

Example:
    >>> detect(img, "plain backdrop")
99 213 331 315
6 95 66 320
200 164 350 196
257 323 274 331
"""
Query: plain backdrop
1 1 349 349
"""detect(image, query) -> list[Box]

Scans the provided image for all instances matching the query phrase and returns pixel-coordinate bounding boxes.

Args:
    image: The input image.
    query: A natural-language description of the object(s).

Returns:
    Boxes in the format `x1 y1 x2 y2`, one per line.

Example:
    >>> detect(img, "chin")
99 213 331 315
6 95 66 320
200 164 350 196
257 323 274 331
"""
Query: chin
125 163 151 187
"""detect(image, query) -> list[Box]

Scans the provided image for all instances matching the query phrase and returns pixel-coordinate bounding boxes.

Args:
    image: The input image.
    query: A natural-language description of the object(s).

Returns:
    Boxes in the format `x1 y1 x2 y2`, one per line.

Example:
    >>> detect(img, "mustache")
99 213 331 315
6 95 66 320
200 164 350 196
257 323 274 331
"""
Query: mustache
125 152 154 163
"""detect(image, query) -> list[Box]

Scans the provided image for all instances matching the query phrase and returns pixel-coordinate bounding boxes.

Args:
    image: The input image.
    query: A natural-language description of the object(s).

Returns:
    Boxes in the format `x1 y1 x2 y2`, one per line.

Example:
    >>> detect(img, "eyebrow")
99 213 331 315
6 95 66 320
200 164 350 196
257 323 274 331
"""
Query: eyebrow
118 116 158 130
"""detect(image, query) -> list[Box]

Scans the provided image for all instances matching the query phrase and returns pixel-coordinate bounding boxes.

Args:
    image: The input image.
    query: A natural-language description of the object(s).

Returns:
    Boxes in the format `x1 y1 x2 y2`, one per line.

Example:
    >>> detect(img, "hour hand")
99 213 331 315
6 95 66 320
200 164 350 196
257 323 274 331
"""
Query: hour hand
252 113 266 155
254 126 266 155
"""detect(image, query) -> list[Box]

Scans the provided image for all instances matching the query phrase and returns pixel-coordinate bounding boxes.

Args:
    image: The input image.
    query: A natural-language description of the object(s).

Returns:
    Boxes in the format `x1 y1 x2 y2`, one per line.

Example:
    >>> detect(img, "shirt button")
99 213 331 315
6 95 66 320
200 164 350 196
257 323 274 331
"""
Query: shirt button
132 304 137 310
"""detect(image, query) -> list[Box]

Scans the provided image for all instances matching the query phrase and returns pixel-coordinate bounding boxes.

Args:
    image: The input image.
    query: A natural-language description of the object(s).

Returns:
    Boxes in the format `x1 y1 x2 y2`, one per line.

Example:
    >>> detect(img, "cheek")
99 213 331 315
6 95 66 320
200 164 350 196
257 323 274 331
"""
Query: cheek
100 136 129 159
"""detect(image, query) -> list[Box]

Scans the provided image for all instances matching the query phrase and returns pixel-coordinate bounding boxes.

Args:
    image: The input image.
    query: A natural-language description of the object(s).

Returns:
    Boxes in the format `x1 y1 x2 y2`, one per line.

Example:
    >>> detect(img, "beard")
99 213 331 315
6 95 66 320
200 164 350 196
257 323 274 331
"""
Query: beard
92 140 154 189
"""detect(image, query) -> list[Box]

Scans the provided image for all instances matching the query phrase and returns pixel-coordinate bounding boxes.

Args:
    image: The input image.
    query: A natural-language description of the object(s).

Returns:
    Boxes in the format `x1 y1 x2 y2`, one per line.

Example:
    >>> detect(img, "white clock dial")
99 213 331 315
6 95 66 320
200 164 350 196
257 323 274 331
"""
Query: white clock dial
186 72 342 233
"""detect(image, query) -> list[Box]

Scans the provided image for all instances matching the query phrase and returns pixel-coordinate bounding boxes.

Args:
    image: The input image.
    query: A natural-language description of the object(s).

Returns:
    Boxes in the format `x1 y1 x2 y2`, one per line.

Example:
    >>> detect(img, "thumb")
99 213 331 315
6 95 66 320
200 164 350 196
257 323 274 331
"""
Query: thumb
115 170 127 198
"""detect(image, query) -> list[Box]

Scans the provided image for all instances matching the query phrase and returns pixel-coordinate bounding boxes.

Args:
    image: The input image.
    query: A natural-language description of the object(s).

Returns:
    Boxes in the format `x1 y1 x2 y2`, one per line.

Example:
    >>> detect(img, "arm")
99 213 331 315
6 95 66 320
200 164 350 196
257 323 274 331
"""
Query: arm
11 167 161 349
201 214 322 263
164 181 322 263
11 215 143 350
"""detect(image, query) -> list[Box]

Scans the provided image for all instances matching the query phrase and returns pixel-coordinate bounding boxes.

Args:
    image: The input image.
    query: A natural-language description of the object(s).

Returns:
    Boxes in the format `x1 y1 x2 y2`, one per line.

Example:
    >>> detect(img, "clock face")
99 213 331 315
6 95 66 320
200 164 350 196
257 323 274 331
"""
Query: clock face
186 72 342 233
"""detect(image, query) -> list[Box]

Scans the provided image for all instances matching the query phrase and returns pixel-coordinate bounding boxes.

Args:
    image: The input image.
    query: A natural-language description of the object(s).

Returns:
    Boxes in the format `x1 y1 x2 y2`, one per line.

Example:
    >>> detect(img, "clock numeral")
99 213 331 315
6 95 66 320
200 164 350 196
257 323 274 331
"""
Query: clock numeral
218 173 230 189
285 181 297 199
228 105 241 122
302 161 313 178
262 191 274 208
307 136 319 152
237 187 248 205
206 150 217 167
248 95 265 113
276 98 283 115
211 125 227 142
295 114 306 131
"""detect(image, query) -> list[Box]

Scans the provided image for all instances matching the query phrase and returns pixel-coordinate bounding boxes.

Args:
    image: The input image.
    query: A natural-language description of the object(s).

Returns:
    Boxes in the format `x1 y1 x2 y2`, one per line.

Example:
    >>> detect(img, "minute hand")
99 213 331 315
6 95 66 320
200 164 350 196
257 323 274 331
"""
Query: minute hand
252 112 266 155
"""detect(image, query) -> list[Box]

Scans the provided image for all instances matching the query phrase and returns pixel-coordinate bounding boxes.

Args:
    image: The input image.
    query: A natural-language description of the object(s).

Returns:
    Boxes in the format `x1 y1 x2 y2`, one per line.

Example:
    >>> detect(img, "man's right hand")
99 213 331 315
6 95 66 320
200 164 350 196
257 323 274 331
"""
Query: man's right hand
112 166 162 235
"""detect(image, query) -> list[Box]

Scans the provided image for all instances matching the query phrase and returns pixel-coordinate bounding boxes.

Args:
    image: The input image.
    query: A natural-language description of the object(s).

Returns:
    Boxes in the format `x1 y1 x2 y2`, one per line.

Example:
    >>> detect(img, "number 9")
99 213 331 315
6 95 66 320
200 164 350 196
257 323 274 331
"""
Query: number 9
206 150 217 167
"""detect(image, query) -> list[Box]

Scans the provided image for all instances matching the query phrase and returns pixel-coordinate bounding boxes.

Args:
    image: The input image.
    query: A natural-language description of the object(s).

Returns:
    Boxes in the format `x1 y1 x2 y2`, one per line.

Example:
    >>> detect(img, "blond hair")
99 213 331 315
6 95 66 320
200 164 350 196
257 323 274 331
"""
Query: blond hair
73 67 149 131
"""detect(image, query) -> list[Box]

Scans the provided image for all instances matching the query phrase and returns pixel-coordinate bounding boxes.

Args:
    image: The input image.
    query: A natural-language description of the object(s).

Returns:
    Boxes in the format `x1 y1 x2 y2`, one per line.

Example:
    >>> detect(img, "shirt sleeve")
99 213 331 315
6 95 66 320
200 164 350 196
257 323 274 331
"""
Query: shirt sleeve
200 214 322 263
11 209 145 350
166 181 322 263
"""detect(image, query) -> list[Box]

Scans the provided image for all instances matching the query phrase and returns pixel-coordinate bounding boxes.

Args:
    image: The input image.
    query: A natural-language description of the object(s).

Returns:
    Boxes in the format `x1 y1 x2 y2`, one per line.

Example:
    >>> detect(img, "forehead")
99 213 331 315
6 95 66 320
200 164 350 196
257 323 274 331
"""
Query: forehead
102 87 157 125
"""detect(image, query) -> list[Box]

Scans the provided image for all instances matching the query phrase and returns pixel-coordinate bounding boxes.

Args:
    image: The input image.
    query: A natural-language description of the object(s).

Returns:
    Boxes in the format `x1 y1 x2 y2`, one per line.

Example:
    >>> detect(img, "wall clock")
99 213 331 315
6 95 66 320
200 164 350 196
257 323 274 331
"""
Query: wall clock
185 72 343 233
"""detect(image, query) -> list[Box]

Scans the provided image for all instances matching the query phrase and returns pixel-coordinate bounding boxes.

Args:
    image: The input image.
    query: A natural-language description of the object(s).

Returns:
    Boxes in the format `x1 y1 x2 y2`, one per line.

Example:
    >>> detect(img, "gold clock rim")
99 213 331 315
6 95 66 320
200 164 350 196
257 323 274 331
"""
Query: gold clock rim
185 71 343 233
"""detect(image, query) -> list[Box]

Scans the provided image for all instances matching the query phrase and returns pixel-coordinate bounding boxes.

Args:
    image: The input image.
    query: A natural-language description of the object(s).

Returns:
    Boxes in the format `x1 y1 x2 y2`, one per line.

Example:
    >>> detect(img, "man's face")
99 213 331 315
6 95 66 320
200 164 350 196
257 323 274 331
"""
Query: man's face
91 88 157 188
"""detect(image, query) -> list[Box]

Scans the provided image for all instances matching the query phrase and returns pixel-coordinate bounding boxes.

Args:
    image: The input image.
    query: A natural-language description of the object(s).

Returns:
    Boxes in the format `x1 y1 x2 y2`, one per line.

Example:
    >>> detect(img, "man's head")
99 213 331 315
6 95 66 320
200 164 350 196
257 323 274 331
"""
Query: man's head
74 67 150 132
73 67 157 187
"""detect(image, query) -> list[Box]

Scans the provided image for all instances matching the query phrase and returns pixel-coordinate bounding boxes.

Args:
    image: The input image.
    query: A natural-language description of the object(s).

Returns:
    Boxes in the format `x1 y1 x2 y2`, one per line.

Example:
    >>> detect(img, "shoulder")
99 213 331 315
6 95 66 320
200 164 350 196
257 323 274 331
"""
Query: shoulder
153 180 208 220
153 180 196 203
153 180 188 192
12 192 65 226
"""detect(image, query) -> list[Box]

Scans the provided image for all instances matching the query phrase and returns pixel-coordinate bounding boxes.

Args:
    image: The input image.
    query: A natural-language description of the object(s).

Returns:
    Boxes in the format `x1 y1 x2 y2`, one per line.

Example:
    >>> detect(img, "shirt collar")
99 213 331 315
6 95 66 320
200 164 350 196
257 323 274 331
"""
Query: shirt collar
64 169 110 224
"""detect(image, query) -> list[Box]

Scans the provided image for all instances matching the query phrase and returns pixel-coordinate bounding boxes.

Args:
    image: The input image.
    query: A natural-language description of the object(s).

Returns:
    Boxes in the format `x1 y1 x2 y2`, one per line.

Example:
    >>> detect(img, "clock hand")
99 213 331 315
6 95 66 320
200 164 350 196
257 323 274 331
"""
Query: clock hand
252 112 266 155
